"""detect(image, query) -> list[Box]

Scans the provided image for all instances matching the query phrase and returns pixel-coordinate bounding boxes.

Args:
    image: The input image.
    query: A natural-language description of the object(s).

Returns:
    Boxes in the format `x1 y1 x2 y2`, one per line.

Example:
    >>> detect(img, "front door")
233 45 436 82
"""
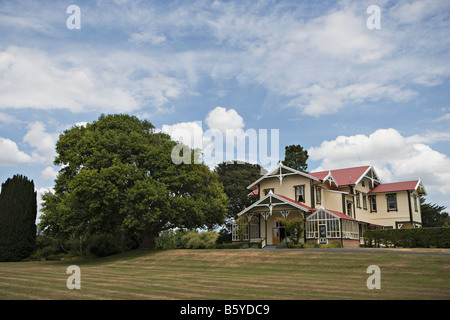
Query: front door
272 227 280 245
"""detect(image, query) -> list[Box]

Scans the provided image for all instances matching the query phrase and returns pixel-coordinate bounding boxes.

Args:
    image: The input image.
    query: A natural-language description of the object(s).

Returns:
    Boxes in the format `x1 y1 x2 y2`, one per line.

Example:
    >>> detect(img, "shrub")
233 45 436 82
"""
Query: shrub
320 242 342 248
287 242 304 248
156 229 188 249
364 227 450 248
302 242 319 248
215 242 261 249
181 230 219 249
87 233 123 257
275 242 288 249
215 242 243 249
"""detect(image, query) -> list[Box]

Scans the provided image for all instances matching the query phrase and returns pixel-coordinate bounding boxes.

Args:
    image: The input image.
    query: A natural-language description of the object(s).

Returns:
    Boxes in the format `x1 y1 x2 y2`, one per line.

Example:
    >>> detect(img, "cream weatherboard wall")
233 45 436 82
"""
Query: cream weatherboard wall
258 175 314 207
363 190 423 228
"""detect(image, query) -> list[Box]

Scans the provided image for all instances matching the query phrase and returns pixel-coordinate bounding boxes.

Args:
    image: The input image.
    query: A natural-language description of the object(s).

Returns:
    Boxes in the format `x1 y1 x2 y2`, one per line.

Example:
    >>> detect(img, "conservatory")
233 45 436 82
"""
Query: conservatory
305 208 360 248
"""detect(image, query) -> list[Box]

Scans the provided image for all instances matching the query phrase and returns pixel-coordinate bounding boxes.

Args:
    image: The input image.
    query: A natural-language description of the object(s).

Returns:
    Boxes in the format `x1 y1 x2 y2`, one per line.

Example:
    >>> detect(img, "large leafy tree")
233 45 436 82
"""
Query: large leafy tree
39 114 228 249
284 144 309 172
0 175 37 261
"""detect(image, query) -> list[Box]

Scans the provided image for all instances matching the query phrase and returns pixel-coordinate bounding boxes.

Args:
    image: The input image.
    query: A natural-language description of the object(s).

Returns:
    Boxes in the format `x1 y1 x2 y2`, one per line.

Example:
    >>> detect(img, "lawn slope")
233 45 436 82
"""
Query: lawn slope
0 249 449 300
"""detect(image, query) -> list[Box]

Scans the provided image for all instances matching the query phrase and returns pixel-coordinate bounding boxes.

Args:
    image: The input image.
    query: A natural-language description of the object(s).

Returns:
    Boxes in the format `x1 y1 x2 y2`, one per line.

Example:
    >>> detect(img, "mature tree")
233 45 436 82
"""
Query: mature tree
0 175 37 261
420 197 449 227
214 161 264 219
283 145 309 172
39 114 228 249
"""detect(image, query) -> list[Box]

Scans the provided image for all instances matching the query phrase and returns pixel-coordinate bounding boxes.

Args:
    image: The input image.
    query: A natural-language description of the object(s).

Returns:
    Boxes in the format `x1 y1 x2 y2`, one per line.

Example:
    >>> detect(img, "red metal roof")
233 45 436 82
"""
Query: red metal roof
309 166 370 186
308 171 328 180
325 209 357 221
368 181 419 194
275 194 315 212
275 194 356 221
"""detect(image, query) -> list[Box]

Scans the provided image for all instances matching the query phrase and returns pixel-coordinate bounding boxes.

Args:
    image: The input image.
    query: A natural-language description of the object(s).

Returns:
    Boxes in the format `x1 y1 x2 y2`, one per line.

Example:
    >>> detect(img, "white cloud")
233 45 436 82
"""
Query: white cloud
204 106 245 133
1 1 449 118
406 131 450 144
309 128 450 196
23 122 58 163
0 137 33 166
41 166 58 180
290 85 343 116
130 29 166 45
160 121 207 150
177 1 448 116
36 186 54 222
74 122 88 128
388 0 448 25
0 46 140 113
432 113 450 122
160 107 274 169
0 46 191 114
0 112 19 124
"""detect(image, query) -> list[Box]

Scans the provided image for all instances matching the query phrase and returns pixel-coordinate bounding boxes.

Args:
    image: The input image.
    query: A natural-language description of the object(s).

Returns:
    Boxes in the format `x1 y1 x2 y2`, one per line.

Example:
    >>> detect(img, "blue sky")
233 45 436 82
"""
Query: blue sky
0 0 449 213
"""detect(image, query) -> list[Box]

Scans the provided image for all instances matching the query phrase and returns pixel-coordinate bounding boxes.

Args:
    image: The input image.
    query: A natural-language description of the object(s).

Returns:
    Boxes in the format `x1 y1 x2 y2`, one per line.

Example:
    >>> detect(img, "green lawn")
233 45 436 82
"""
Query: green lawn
0 249 449 300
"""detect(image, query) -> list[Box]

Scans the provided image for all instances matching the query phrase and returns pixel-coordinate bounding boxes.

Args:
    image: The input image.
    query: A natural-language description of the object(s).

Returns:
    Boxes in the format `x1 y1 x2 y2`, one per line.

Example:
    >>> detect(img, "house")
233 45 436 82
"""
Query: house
232 162 427 248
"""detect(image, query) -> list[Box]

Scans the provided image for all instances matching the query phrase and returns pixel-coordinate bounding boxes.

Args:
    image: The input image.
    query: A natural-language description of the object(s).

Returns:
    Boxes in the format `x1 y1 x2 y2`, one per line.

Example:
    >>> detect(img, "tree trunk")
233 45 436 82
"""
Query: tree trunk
139 223 158 250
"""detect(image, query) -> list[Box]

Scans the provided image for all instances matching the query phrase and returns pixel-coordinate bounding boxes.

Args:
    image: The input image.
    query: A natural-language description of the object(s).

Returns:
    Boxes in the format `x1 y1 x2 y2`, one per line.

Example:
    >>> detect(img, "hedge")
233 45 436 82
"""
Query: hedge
363 227 450 248
215 242 261 249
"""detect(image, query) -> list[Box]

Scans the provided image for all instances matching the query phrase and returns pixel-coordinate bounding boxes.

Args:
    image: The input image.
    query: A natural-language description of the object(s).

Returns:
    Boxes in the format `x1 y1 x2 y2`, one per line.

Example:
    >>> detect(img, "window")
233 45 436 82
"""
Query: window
347 201 353 218
369 195 377 212
387 194 397 211
362 180 365 187
363 193 367 210
316 186 322 205
356 191 361 208
305 209 359 240
264 188 274 196
232 223 248 241
295 185 305 203
413 194 418 212
249 216 260 239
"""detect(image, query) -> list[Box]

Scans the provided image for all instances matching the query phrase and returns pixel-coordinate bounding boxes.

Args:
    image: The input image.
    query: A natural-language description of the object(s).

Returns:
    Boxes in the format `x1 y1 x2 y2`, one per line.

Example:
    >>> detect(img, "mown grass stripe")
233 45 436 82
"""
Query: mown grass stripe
1 249 449 300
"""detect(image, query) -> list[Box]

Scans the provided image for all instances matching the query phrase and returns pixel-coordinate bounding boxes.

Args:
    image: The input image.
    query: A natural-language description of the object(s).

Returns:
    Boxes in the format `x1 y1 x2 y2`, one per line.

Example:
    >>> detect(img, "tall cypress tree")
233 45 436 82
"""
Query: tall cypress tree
0 175 37 261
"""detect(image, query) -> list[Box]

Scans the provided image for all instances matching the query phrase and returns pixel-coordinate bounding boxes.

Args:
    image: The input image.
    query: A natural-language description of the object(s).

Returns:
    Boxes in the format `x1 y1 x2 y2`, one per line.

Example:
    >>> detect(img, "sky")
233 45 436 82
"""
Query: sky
0 0 449 216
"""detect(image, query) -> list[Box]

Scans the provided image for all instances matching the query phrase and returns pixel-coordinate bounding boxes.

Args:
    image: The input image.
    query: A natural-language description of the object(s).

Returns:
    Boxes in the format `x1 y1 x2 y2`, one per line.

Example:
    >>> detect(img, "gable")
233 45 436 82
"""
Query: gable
310 165 378 187
247 161 319 190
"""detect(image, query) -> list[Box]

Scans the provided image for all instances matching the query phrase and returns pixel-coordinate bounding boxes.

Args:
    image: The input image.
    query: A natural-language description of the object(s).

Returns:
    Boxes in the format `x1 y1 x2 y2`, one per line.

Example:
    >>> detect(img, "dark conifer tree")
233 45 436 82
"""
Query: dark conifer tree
0 175 37 261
